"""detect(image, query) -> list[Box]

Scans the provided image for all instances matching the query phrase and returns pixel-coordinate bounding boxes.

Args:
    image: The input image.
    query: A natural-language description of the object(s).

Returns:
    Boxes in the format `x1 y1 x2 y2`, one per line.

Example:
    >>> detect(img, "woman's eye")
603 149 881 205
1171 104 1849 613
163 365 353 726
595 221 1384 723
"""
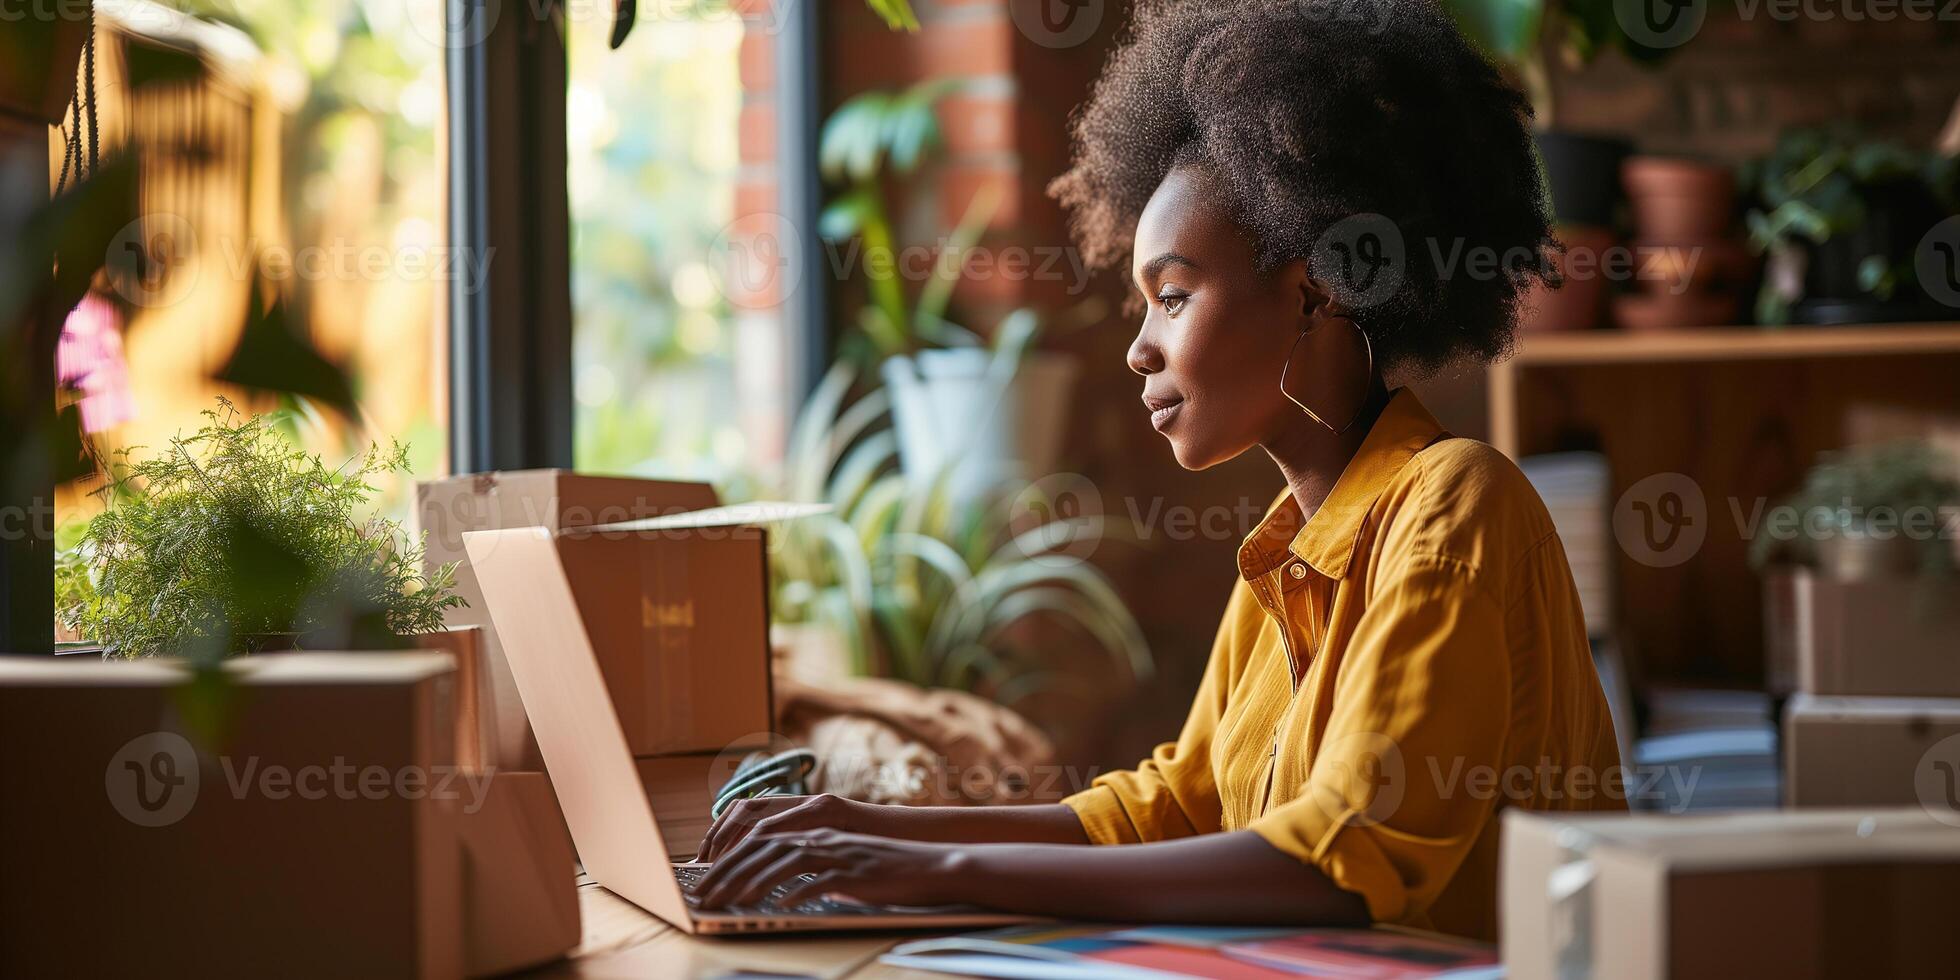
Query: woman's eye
1159 293 1187 315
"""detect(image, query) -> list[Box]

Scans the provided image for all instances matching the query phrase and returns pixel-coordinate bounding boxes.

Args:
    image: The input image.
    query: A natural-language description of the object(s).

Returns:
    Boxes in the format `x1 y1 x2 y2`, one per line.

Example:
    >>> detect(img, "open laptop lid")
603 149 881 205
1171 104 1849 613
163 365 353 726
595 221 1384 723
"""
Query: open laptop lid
463 526 697 932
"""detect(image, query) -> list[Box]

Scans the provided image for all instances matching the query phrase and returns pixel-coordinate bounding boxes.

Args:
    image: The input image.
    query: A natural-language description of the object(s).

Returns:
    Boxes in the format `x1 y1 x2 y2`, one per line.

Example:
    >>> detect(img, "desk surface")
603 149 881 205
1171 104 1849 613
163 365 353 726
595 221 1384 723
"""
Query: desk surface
532 875 953 979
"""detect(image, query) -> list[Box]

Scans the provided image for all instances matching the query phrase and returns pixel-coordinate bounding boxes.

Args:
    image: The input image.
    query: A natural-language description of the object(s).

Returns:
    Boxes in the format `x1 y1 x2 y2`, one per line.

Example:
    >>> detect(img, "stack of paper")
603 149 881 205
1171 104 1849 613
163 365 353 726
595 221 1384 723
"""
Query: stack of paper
1520 452 1615 638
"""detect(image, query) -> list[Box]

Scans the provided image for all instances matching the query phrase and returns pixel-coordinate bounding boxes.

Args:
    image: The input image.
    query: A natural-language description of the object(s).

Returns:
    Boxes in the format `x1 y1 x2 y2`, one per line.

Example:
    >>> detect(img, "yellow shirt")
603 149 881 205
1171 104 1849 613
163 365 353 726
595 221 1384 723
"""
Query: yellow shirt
1064 388 1624 940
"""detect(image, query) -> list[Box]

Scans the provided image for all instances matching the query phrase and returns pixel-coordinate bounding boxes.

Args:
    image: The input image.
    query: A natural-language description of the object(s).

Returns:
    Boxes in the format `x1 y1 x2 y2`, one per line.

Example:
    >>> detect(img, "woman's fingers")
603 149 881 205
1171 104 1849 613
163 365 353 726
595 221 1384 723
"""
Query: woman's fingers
696 832 841 909
699 796 803 862
724 844 850 910
774 868 869 909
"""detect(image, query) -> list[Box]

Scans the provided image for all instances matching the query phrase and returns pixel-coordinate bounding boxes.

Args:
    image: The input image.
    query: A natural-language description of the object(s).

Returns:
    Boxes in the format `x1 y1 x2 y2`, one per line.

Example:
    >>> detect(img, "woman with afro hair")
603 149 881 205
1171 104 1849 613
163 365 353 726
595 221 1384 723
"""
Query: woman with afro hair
694 0 1624 939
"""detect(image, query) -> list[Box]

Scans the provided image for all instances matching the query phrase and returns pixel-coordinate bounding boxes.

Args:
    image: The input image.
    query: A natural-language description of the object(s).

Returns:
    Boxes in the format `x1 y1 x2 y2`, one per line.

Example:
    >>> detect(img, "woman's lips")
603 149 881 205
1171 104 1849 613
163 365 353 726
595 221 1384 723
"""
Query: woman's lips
1147 398 1183 431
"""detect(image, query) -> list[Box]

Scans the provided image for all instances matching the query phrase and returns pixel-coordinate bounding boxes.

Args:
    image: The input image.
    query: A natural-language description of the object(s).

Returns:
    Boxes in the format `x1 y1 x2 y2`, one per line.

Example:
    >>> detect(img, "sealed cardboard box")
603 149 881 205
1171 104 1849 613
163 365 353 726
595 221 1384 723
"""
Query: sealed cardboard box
1794 569 1960 698
461 503 808 759
417 470 719 769
1784 693 1960 807
1503 809 1960 980
0 653 463 979
459 771 580 977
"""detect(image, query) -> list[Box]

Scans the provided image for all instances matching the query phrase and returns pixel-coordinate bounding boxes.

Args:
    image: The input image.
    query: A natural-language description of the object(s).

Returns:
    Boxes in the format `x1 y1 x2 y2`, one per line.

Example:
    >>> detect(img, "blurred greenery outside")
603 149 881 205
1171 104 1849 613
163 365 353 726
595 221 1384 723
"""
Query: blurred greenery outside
566 5 747 483
59 0 450 535
61 0 753 526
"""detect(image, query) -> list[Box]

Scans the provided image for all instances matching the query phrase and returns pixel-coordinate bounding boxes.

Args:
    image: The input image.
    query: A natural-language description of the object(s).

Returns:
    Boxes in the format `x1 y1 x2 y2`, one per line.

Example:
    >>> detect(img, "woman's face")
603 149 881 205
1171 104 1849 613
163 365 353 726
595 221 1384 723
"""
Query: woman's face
1127 166 1315 470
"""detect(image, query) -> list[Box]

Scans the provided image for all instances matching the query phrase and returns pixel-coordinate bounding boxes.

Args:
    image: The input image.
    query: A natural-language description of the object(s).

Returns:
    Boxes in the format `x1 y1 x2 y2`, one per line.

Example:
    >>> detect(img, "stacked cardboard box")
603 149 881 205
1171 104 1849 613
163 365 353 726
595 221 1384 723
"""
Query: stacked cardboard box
1783 568 1960 810
0 653 582 978
418 471 721 772
1503 808 1960 980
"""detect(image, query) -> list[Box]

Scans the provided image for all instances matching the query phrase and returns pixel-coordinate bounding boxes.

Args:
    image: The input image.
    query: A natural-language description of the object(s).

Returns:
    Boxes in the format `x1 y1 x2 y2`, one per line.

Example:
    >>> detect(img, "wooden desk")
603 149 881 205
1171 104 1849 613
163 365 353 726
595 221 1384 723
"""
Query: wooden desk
530 875 950 979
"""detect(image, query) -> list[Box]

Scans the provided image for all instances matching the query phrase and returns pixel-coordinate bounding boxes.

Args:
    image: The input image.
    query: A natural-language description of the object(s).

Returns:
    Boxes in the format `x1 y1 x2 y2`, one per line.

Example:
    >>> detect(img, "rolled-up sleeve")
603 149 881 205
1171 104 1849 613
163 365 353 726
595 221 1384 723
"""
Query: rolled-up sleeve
1248 556 1511 925
1062 582 1252 844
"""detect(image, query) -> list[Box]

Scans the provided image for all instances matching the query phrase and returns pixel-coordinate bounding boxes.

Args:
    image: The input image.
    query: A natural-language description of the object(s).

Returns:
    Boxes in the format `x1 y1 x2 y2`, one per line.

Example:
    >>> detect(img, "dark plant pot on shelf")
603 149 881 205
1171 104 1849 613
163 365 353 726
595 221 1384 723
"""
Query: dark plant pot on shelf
1792 178 1949 325
1536 131 1631 228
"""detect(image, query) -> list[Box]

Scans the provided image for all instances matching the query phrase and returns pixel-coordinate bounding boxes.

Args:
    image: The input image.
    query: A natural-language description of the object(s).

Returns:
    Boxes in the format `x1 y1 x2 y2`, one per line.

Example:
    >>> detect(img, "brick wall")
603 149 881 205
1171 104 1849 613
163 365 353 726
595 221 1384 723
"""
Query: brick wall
736 2 1960 769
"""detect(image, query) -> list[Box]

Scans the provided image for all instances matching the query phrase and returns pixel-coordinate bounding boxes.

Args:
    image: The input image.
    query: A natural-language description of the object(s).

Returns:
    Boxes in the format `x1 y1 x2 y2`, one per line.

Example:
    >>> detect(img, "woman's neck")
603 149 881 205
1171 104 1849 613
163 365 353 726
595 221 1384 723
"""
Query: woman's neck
1260 380 1392 523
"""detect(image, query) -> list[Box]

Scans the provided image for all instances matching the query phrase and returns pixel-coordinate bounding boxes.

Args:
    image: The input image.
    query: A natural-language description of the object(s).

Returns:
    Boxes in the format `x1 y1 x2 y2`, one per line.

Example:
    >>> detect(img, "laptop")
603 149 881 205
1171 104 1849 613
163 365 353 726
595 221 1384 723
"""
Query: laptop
464 526 1032 935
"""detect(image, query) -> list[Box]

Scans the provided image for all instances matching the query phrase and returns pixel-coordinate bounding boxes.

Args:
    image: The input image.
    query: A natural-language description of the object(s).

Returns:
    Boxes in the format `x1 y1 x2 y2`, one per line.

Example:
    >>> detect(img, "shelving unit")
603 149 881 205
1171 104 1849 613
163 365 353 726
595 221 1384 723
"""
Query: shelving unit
1486 322 1960 686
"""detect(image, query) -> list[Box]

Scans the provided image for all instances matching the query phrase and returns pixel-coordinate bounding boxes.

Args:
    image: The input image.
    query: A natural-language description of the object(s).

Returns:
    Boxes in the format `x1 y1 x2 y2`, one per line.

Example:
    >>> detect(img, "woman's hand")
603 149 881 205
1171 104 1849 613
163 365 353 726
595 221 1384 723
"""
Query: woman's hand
691 829 970 911
698 794 874 863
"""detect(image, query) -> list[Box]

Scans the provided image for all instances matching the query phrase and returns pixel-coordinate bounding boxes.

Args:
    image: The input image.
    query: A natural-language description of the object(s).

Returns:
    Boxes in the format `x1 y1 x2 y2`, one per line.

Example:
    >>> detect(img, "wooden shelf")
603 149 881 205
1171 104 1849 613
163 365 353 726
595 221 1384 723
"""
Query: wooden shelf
1483 319 1960 689
1506 323 1960 367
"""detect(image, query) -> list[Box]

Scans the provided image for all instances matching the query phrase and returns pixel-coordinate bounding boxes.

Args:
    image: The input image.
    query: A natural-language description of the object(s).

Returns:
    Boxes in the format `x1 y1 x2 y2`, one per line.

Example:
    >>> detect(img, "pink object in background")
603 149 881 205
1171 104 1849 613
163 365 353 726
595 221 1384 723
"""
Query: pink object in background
56 293 137 433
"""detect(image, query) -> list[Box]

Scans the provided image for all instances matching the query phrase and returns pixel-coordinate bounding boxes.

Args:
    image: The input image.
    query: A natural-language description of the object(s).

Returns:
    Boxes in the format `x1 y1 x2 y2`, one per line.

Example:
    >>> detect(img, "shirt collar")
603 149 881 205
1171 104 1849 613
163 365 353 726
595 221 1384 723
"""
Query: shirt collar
1238 387 1448 582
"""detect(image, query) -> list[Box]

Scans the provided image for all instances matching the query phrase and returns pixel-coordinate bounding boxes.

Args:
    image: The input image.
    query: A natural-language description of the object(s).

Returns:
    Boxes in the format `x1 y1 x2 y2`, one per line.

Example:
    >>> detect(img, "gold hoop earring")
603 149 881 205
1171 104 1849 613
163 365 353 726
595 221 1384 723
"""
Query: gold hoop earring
1278 320 1375 435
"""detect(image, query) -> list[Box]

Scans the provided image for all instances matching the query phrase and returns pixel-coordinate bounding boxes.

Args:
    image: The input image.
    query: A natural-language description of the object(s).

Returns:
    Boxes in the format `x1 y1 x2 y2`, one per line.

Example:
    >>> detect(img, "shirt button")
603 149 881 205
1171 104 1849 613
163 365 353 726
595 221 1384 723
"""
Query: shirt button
1288 563 1307 580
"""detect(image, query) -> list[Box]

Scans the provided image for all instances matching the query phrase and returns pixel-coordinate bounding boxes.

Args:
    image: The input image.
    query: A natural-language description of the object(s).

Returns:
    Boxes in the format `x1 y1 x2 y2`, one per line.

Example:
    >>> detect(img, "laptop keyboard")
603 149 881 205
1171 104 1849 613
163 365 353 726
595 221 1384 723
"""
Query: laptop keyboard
673 865 884 917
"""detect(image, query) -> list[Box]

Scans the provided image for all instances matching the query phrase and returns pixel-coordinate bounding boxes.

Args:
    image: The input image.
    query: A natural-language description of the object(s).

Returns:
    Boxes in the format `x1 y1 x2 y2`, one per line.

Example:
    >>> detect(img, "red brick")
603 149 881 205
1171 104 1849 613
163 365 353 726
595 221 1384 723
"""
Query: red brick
937 93 1016 156
739 31 773 92
938 161 1021 230
739 101 776 164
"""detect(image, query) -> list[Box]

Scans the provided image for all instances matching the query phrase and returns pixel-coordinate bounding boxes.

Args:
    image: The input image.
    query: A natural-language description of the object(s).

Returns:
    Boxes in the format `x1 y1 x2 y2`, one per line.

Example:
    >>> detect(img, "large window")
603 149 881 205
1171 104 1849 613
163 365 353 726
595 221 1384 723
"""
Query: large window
55 0 451 533
565 4 753 481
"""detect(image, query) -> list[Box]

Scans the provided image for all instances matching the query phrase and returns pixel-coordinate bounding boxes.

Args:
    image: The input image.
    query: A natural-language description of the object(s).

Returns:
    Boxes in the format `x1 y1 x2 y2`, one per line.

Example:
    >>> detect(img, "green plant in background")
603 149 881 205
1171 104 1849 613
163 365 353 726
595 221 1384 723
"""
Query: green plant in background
1742 129 1960 325
766 362 1150 703
1748 440 1960 579
57 399 463 660
1444 0 1675 122
818 80 1021 361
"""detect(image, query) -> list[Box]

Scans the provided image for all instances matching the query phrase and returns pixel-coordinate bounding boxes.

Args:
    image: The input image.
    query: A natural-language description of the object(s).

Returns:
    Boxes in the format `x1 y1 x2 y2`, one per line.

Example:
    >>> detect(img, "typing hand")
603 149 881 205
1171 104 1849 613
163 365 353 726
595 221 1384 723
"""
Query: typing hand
698 793 868 863
691 829 968 911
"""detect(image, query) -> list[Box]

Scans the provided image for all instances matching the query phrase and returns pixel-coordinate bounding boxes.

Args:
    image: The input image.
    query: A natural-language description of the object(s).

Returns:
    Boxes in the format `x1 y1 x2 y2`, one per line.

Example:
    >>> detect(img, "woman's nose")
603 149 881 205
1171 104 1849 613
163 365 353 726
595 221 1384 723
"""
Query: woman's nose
1126 322 1162 377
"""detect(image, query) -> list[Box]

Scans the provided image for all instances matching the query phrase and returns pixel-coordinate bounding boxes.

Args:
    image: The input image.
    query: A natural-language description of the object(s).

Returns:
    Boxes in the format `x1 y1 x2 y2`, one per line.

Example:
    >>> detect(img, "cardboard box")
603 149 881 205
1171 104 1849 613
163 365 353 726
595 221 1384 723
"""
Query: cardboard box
1784 693 1960 808
1793 569 1960 698
459 771 580 977
417 471 720 769
416 625 486 769
0 653 463 979
1503 809 1960 980
455 502 784 760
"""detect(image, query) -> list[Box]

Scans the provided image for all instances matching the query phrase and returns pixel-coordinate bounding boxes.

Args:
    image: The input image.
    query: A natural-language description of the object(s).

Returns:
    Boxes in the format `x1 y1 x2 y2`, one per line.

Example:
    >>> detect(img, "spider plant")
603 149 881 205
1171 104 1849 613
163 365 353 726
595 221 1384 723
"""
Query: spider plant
766 358 1150 704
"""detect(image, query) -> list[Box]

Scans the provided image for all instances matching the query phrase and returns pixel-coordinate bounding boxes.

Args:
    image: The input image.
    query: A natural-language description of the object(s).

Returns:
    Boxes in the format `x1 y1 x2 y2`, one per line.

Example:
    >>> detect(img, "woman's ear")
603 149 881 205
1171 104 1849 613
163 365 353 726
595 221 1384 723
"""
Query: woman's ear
1285 261 1348 327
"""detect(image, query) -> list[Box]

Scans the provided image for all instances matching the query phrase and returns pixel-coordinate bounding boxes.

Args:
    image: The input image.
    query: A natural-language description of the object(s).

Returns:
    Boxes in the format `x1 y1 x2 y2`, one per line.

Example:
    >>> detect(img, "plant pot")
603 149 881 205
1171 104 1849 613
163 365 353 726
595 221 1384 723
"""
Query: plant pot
1536 131 1631 228
1790 176 1948 325
1814 533 1922 583
1622 157 1736 241
1519 225 1617 332
882 348 1079 504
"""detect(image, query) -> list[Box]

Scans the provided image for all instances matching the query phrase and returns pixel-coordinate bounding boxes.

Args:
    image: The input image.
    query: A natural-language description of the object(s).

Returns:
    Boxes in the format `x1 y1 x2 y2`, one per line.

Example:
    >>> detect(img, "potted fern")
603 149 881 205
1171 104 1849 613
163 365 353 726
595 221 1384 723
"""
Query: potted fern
57 399 463 660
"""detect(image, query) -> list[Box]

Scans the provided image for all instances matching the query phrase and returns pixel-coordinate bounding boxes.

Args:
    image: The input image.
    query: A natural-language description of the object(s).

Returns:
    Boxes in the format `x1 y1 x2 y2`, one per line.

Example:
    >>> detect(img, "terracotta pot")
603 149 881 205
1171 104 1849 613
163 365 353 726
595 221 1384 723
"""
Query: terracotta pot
1623 157 1736 241
1630 238 1757 297
1519 225 1617 332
